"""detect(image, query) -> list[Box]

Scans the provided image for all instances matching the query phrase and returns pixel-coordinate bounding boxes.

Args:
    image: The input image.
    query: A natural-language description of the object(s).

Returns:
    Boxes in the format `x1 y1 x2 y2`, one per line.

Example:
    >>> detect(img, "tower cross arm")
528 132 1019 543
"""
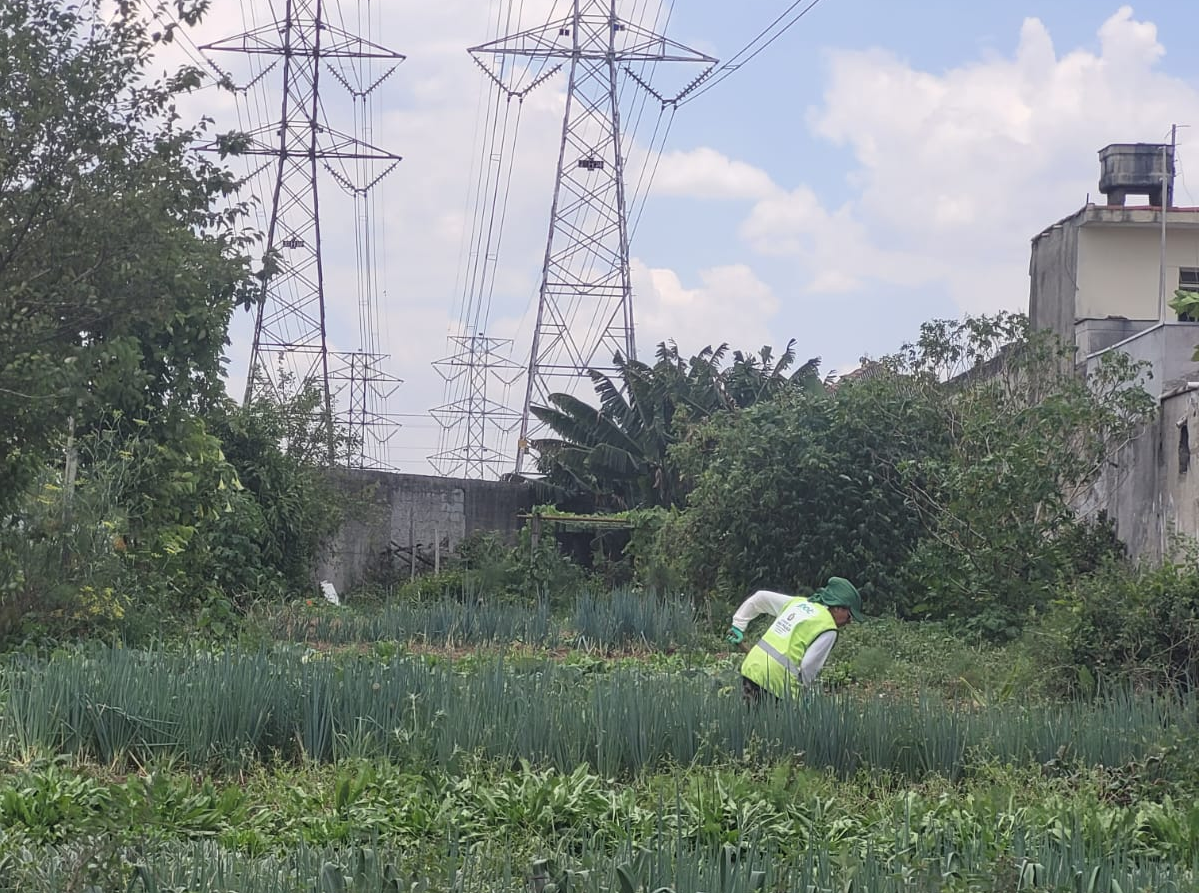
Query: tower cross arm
202 23 405 61
469 18 716 65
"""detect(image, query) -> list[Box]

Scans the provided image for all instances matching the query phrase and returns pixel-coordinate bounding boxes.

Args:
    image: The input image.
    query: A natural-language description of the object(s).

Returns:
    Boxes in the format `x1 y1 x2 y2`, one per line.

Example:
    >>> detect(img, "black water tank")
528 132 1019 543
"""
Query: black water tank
1098 142 1174 207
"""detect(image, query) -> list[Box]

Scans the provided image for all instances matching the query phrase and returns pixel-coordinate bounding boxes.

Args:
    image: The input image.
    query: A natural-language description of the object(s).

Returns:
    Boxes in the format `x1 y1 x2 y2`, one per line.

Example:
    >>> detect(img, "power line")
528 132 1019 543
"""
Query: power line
677 0 829 107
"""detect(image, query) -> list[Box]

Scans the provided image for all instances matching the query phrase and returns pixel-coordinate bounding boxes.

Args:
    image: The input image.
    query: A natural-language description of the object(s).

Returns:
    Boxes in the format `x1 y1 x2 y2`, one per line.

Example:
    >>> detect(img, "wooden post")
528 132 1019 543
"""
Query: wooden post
409 506 416 582
62 414 78 569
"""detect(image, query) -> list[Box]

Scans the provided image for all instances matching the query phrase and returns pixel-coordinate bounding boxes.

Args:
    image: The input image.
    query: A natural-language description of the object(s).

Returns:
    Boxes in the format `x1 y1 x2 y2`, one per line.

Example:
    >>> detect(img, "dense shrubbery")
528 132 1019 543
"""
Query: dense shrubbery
659 374 936 614
1067 556 1199 689
542 314 1154 642
207 388 345 602
0 1 348 646
360 529 589 608
0 395 345 645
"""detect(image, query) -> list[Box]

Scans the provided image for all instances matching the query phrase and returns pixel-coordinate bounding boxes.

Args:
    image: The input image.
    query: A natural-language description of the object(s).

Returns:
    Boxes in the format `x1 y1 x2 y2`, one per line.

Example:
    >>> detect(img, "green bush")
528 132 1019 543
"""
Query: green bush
1067 558 1199 688
660 314 1152 639
207 387 345 602
0 471 130 644
365 529 591 607
0 391 346 647
662 380 932 613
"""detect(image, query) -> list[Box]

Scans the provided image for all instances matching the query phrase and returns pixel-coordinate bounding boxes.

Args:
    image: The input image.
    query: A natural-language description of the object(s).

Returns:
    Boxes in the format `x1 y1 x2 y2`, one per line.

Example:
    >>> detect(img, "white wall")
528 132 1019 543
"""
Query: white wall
1076 225 1199 321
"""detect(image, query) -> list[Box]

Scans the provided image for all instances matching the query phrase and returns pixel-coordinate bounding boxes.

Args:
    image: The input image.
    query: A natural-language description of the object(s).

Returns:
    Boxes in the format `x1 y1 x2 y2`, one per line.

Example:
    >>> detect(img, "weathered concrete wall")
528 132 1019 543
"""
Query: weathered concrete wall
1077 410 1164 561
1156 386 1199 556
1075 317 1155 356
317 470 534 594
1080 385 1199 563
1029 218 1079 344
1077 226 1165 321
1081 323 1199 397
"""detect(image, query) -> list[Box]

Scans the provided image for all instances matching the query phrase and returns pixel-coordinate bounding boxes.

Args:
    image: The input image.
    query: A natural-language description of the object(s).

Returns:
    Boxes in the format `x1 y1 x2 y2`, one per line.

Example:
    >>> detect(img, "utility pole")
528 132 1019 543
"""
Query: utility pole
469 1 715 475
1159 124 1177 322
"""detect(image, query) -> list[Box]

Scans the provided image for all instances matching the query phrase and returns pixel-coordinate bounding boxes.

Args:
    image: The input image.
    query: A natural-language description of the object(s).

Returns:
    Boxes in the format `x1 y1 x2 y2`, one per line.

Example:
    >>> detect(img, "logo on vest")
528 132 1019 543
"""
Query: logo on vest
769 600 817 636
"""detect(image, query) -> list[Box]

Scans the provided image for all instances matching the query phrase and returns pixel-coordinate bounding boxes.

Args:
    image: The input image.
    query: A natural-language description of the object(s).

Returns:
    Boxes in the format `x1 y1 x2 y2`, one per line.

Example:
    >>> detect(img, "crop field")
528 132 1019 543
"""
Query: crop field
1 595 1197 892
265 591 704 652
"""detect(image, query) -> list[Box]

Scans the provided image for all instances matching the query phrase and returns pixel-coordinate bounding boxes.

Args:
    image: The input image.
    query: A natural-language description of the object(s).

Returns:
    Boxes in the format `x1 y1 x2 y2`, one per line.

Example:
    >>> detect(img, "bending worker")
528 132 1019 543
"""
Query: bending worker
725 577 864 702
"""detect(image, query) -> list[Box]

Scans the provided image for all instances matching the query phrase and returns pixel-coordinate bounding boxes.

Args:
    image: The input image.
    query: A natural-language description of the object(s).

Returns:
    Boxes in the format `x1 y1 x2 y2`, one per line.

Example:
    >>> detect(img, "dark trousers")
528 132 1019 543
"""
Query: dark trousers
741 676 777 705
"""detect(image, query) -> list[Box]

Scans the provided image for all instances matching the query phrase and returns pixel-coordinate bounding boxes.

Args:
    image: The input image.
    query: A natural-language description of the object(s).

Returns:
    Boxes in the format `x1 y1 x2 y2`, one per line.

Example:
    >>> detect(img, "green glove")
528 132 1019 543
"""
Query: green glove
725 627 744 645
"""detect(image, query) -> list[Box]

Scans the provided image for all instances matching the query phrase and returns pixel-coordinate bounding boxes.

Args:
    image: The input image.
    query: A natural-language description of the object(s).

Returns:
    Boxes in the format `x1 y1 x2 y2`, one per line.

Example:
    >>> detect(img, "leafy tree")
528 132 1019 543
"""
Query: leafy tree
0 0 256 514
721 342 822 409
660 367 941 611
530 341 821 510
892 314 1153 637
206 381 344 599
0 0 312 637
660 313 1153 634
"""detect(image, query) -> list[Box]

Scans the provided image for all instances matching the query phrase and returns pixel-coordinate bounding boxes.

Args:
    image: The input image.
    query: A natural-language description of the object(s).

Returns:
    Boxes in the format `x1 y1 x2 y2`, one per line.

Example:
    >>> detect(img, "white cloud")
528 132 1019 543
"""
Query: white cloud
649 7 1199 318
797 6 1199 311
649 147 777 200
632 260 779 354
740 185 945 294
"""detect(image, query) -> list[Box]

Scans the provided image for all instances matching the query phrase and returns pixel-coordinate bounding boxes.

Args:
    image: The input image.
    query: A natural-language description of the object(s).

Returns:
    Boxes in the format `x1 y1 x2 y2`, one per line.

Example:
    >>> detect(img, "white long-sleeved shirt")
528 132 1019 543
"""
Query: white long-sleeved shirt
732 589 837 686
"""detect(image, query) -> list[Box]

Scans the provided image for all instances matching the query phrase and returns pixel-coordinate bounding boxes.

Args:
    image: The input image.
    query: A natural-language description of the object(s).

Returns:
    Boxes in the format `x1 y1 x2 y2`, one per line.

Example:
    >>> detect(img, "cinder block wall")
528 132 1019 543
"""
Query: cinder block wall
317 469 534 593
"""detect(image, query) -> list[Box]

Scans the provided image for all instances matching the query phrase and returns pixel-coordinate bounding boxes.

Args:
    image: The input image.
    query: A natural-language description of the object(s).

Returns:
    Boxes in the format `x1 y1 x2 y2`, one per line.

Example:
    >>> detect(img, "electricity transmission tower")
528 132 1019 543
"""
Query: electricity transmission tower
201 0 404 466
470 1 715 475
429 334 523 478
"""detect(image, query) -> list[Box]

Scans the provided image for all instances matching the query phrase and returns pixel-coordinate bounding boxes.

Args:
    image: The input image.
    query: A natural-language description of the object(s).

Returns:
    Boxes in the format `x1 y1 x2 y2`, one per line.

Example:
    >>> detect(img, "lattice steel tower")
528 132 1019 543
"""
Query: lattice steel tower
429 334 522 479
202 0 404 466
470 0 715 474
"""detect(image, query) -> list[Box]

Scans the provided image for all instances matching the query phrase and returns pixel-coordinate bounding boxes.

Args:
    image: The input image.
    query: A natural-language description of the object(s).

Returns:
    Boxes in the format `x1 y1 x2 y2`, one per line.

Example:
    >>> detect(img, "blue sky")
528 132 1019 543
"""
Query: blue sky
635 0 1199 374
175 1 1199 470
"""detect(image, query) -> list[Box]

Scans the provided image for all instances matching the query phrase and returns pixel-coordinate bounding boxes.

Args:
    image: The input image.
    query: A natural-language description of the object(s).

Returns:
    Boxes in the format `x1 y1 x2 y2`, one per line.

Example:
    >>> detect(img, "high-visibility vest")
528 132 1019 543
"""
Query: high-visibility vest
740 596 836 699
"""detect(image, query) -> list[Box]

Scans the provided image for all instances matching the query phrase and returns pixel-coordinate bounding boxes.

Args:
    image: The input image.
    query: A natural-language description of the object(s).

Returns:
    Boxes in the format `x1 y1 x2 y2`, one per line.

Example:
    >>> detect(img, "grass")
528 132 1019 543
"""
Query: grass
260 596 1072 704
261 589 701 653
2 600 1194 891
2 646 1193 779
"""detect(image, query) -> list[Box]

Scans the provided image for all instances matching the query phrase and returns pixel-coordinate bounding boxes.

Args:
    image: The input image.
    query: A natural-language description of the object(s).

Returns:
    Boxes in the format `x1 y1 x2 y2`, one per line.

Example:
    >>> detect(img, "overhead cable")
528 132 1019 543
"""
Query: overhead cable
677 0 828 108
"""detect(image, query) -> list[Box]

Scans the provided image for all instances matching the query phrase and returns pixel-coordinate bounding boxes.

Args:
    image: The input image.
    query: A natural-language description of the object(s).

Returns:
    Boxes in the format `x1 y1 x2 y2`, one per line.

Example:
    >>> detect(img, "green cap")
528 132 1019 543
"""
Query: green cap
812 577 865 622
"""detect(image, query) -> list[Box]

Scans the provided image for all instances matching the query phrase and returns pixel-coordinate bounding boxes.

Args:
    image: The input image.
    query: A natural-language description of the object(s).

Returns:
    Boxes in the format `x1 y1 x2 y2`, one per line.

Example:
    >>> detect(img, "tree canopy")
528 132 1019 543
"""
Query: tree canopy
655 313 1153 635
0 0 256 512
529 340 822 510
0 0 345 643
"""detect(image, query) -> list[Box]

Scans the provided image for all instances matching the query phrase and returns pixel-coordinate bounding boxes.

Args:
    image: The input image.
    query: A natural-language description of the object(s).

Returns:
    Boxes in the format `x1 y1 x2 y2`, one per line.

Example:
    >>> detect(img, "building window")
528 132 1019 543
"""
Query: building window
1181 422 1190 475
1179 268 1199 321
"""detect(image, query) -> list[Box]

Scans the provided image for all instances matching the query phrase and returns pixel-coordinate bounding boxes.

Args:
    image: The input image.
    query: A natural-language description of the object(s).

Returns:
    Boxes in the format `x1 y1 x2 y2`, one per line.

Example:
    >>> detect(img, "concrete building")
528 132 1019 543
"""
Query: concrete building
1029 143 1199 560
